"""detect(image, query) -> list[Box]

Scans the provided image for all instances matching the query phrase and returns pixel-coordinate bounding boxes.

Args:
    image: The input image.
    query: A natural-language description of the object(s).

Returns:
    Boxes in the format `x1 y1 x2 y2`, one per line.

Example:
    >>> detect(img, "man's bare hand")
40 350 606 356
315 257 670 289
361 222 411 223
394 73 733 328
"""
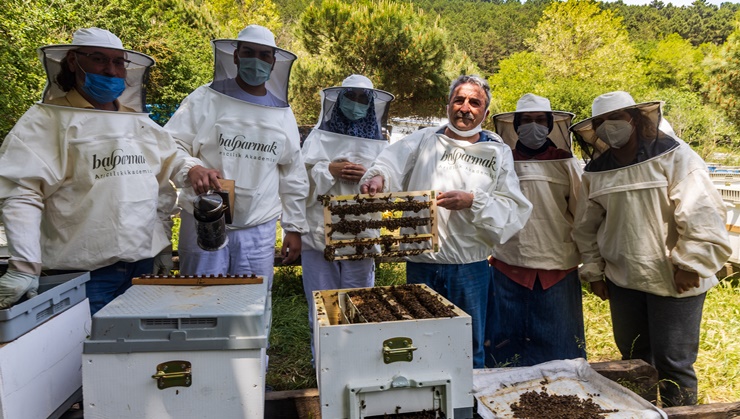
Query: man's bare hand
360 175 384 196
281 231 302 264
589 280 609 301
674 267 700 294
436 190 474 210
187 165 222 195
329 161 367 183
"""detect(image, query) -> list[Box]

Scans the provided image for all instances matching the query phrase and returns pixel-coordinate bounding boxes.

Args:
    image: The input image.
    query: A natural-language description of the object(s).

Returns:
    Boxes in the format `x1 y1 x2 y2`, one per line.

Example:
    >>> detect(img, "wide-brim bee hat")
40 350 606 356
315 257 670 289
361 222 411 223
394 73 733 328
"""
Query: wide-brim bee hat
570 91 662 160
492 93 575 151
211 24 297 105
38 27 155 112
315 74 395 140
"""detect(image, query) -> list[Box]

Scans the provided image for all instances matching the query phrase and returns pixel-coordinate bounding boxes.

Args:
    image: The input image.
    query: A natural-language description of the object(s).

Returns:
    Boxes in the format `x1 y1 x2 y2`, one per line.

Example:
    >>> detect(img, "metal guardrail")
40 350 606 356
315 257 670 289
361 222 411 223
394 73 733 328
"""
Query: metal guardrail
719 188 740 204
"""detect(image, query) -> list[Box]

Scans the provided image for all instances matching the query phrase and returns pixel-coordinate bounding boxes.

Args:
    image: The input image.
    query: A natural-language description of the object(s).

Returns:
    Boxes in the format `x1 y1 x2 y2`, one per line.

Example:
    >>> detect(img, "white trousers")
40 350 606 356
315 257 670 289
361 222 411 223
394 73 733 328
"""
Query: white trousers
301 249 375 323
179 212 276 288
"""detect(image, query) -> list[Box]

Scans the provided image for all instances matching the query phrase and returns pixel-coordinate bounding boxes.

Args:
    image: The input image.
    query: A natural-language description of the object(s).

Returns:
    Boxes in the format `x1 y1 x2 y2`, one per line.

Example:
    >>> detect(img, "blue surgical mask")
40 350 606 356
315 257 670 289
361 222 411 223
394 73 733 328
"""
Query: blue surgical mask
80 71 126 105
339 97 370 121
238 57 272 86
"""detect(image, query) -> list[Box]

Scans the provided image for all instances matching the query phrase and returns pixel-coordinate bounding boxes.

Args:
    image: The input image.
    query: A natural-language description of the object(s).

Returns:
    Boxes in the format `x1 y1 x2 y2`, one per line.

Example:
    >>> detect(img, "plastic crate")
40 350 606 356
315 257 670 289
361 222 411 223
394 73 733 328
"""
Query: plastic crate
0 272 89 343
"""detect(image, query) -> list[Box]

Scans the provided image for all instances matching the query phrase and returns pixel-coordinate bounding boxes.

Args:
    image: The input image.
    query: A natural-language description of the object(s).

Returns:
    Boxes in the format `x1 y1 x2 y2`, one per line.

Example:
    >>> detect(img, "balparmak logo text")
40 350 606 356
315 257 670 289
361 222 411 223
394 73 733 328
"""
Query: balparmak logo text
92 149 147 171
219 133 278 155
440 148 497 170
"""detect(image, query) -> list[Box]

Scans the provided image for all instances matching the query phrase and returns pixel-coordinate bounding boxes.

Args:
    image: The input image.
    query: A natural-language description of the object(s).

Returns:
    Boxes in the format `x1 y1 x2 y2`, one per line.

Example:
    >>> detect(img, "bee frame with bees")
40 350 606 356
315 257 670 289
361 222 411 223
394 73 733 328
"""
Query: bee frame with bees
319 190 439 261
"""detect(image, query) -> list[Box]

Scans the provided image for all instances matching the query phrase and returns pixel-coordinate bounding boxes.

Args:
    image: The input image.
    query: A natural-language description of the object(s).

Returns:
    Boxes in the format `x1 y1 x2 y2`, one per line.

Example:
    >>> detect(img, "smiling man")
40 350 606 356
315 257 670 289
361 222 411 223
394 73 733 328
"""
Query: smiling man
360 75 532 368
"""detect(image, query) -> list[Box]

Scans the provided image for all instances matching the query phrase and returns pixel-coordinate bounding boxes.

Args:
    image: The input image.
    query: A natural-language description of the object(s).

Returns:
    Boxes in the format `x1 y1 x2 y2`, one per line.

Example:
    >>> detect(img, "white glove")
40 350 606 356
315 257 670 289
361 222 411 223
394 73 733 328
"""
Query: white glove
0 270 40 309
153 250 174 275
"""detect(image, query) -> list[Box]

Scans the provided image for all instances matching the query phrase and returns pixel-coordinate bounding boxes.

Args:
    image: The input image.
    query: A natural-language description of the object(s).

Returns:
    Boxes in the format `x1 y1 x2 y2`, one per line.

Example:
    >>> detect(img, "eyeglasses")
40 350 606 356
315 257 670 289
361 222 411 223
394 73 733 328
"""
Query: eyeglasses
74 51 131 68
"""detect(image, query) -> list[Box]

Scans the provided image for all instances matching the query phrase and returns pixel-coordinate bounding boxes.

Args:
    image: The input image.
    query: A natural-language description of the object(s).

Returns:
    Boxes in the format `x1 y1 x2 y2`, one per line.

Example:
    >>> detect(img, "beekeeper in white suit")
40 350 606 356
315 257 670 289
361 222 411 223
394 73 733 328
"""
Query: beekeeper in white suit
165 25 308 286
571 91 731 406
487 94 585 368
0 28 211 313
301 74 394 347
360 75 532 368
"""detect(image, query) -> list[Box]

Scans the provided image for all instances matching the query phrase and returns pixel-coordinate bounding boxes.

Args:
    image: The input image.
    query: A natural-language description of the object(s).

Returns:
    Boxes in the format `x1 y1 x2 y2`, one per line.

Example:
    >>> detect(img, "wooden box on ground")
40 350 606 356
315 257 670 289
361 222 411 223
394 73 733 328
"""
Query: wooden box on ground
82 280 270 419
313 284 474 418
0 299 90 419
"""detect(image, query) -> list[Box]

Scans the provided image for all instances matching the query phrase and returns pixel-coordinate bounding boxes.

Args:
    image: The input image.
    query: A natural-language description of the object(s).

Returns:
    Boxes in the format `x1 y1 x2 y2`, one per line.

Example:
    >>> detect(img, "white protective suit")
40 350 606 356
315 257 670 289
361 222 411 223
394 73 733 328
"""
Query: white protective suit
493 159 582 269
491 98 582 270
0 104 187 273
0 28 187 276
573 140 731 298
362 127 532 264
302 129 388 251
302 76 393 253
166 85 308 234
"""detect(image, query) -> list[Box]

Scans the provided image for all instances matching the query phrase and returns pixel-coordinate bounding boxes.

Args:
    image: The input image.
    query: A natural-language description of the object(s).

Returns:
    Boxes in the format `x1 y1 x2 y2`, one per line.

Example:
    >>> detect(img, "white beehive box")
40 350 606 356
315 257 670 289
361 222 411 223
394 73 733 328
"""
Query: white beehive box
0 298 90 419
82 281 270 419
314 284 474 418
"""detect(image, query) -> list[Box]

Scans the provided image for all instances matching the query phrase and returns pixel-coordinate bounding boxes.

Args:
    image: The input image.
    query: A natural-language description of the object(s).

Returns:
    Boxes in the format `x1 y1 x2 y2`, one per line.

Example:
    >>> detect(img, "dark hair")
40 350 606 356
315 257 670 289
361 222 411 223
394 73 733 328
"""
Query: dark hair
513 112 554 133
628 108 658 140
56 54 76 92
235 41 276 57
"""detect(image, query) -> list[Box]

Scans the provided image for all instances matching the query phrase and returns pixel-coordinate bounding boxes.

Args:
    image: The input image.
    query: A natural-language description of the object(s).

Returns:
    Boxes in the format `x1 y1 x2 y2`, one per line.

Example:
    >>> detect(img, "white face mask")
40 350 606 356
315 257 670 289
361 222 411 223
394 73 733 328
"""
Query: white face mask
595 119 633 149
446 122 482 138
517 123 549 149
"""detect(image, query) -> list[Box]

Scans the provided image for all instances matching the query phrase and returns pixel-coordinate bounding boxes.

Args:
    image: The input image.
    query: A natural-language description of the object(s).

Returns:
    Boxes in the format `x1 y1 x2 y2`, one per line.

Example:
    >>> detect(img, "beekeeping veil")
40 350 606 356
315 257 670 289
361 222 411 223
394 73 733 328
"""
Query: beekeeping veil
211 25 296 106
570 91 664 161
316 74 394 140
493 93 574 153
37 27 155 112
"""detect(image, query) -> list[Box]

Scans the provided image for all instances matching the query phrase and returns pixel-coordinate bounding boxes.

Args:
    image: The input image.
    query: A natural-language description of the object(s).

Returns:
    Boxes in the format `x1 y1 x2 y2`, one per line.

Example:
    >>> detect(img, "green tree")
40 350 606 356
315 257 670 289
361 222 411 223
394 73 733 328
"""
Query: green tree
490 0 644 122
0 1 78 138
657 87 739 162
706 11 740 125
205 0 282 38
528 0 641 86
296 0 456 118
643 33 707 91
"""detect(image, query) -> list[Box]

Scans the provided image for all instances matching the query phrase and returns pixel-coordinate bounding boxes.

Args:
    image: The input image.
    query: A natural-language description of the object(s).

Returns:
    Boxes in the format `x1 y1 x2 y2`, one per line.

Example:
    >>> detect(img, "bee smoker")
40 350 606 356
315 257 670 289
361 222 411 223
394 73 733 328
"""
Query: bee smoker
193 192 229 251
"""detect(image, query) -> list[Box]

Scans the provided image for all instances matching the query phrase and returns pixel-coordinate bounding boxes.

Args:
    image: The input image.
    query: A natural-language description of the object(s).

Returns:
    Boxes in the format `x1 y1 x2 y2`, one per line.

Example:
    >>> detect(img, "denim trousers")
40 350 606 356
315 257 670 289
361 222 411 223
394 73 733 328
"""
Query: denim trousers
406 260 489 368
606 279 705 407
485 268 586 368
86 258 154 315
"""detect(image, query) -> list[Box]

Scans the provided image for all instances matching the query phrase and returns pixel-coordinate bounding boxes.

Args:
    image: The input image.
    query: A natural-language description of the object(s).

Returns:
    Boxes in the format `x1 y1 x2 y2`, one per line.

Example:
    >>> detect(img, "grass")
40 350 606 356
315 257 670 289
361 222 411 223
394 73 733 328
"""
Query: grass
267 264 740 404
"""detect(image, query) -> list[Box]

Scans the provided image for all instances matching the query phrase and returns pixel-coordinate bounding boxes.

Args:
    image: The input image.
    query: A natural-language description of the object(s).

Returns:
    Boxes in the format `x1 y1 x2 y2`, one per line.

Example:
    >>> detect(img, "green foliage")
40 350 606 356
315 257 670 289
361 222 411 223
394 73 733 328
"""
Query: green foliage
530 0 640 86
205 0 282 38
489 0 644 124
706 11 740 127
657 87 740 161
296 0 451 118
411 0 546 76
642 33 707 91
0 1 76 138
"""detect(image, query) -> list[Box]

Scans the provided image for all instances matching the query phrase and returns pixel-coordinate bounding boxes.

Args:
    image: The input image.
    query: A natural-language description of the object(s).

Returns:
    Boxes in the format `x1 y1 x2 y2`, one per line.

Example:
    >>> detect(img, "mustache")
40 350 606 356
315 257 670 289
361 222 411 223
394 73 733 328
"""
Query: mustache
455 111 475 121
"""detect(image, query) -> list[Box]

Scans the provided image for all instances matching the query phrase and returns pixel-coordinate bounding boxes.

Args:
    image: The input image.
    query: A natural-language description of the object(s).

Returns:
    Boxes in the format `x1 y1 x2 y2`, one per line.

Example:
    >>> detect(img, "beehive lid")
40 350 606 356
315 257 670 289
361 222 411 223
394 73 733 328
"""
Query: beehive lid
84 282 270 354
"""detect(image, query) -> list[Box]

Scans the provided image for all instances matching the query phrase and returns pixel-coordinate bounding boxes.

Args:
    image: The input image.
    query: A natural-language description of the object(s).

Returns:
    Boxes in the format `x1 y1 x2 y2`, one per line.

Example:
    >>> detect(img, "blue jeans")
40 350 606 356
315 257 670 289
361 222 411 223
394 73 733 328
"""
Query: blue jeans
606 279 704 406
86 259 154 315
406 261 489 368
486 268 586 367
